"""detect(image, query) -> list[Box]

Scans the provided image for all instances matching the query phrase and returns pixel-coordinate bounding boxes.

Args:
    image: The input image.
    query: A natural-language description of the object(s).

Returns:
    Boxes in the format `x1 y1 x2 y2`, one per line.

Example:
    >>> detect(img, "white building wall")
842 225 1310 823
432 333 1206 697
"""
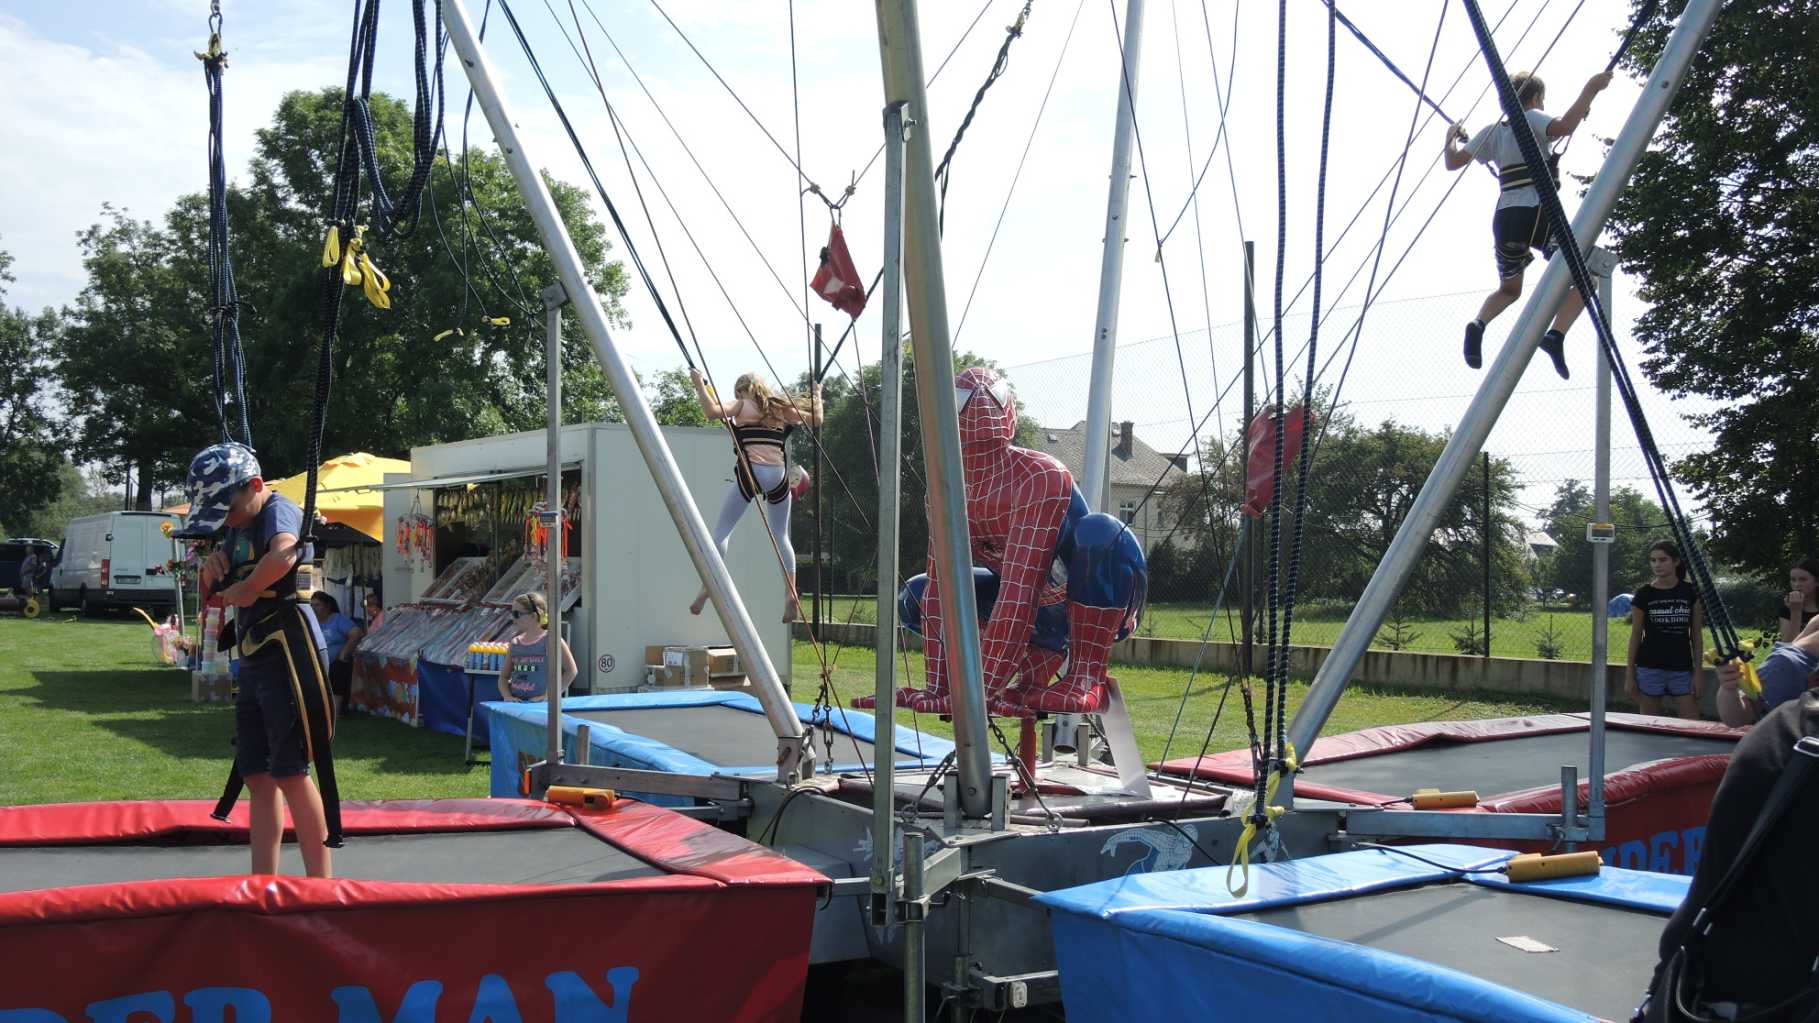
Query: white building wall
391 423 791 693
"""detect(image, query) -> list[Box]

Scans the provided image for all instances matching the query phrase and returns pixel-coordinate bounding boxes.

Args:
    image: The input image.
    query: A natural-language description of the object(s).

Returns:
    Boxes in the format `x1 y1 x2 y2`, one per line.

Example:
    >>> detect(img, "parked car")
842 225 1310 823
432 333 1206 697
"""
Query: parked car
48 512 182 614
0 539 58 594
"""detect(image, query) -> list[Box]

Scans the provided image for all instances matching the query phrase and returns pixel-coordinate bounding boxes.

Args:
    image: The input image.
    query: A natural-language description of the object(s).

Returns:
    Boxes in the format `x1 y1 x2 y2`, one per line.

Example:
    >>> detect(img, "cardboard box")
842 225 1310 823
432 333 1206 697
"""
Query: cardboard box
708 675 750 691
662 645 711 686
644 645 668 671
706 646 741 678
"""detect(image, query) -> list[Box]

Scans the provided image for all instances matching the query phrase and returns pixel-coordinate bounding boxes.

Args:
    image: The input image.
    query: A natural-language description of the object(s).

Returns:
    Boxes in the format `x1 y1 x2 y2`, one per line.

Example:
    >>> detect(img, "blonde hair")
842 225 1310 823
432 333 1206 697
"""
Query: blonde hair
734 372 818 421
513 591 549 628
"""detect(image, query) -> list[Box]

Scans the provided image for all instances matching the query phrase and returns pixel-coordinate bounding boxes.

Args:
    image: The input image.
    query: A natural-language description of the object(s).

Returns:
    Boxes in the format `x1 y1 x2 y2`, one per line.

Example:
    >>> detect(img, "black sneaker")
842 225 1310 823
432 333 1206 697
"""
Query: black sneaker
1463 320 1485 369
1539 331 1570 380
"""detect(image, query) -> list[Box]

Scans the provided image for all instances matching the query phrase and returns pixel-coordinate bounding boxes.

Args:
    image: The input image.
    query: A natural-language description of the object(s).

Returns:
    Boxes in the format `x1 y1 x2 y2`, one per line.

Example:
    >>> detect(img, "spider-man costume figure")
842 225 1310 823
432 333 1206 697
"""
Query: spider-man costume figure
857 367 1146 716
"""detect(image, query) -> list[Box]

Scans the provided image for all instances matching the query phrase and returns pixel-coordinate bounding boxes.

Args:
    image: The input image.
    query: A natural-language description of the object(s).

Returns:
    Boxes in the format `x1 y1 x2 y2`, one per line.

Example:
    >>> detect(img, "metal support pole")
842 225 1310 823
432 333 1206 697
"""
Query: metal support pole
903 831 927 1023
544 282 567 770
874 0 991 817
1285 0 1723 767
1241 240 1256 679
441 0 813 782
1080 0 1147 512
1483 452 1493 658
871 100 909 927
1587 247 1617 832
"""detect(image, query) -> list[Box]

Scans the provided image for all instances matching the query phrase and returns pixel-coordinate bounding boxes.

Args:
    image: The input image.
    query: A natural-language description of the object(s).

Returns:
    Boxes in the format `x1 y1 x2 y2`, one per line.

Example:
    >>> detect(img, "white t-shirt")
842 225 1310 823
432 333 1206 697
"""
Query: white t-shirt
1466 108 1556 210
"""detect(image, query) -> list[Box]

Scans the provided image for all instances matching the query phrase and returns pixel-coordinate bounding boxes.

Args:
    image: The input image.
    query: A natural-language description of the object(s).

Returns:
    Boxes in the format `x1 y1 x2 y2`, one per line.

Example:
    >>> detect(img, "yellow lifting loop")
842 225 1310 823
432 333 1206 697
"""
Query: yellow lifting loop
194 32 227 67
320 225 342 269
433 328 462 343
485 316 512 328
358 250 391 309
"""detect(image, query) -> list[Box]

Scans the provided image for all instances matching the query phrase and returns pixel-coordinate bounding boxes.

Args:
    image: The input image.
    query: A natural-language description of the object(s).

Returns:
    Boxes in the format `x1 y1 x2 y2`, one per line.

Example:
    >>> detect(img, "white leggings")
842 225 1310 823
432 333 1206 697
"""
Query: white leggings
710 462 796 574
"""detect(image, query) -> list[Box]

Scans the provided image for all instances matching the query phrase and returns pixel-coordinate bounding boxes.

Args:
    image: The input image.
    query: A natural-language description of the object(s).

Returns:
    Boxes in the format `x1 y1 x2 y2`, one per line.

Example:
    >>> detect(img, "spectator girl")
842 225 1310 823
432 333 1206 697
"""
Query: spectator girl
1625 540 1704 719
1779 557 1818 642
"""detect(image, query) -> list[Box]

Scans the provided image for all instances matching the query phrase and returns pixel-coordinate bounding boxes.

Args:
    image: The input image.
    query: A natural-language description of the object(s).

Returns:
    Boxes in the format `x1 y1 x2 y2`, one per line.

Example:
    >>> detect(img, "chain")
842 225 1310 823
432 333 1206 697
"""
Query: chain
987 717 1061 833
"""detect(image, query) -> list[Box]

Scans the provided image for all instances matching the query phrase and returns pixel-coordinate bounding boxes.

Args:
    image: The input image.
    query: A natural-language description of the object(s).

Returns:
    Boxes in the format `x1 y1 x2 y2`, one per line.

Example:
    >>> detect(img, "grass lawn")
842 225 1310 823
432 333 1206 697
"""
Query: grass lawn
0 614 1584 807
0 614 492 806
812 595 1610 661
795 639 1579 766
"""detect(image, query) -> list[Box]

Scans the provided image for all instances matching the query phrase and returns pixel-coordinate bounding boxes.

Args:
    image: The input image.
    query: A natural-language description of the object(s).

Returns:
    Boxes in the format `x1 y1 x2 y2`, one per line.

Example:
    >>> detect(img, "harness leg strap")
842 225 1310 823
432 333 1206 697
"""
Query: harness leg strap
211 604 344 847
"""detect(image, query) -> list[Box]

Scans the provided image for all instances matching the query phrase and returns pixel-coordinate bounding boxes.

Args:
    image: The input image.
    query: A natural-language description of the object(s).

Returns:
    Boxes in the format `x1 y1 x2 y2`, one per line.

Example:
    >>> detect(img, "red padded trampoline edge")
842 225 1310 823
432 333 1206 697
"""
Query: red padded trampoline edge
567 799 828 888
0 798 574 846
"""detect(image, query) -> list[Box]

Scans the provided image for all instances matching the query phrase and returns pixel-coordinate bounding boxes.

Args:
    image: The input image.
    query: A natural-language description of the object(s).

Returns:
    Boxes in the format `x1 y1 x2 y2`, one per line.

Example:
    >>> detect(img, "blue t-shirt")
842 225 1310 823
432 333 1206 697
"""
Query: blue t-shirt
318 611 357 663
223 492 310 624
1756 642 1818 715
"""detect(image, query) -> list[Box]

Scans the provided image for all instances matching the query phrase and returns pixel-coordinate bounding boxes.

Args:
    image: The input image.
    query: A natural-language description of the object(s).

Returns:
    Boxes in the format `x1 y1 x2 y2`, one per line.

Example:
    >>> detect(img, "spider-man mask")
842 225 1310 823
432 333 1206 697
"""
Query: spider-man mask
954 366 1016 449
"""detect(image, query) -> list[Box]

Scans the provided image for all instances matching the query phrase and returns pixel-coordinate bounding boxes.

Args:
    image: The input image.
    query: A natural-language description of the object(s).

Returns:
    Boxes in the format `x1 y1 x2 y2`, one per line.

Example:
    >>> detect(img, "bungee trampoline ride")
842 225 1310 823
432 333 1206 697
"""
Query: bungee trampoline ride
1 0 1757 1019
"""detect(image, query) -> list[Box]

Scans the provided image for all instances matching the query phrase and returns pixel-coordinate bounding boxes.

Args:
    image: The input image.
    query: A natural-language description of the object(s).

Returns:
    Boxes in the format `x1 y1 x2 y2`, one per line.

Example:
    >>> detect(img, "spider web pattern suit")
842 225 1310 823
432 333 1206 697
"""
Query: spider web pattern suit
902 368 1140 716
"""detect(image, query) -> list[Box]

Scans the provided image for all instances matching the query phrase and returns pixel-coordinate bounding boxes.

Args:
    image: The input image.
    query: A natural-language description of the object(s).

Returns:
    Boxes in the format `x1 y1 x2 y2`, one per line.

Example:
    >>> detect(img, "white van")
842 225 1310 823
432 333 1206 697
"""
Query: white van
49 511 183 614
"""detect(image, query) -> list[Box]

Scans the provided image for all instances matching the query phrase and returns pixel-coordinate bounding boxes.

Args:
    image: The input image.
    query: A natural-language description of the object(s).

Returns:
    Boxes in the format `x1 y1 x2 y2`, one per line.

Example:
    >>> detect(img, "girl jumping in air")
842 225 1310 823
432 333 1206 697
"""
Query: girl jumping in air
689 368 822 623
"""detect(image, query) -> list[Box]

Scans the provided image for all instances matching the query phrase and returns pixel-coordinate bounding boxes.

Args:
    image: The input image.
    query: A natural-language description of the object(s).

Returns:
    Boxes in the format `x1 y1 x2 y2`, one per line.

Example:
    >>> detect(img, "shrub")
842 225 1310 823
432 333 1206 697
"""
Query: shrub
1534 616 1565 660
1377 609 1422 651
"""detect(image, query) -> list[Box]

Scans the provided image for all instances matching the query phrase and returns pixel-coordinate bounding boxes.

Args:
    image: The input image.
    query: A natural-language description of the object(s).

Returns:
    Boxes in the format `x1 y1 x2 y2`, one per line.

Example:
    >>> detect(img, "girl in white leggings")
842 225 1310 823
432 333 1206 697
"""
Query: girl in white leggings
688 368 822 622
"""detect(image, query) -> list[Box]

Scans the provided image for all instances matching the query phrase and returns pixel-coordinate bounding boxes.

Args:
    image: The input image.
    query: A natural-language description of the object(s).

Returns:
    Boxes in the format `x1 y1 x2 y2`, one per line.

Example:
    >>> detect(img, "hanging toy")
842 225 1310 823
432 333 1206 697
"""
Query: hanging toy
810 223 868 318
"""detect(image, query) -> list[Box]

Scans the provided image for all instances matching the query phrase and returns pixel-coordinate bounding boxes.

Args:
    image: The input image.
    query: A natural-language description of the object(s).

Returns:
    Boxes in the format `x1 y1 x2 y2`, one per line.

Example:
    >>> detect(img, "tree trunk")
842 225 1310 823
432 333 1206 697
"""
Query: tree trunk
134 461 153 510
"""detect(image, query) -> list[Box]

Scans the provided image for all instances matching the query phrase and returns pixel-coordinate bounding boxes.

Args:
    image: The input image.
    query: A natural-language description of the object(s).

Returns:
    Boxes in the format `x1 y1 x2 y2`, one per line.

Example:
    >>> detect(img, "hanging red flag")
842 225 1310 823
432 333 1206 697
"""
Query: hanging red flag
810 223 867 318
1242 405 1314 518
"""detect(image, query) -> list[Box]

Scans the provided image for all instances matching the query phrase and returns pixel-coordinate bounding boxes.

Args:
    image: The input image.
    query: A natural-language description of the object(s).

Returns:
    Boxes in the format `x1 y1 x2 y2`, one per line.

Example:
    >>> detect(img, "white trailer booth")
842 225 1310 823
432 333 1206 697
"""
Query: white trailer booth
379 422 792 694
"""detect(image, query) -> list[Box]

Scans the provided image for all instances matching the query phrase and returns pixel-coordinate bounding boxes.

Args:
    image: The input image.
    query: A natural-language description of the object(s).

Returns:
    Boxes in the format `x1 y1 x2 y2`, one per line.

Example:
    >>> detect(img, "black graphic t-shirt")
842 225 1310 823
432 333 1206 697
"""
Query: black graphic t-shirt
1632 580 1699 671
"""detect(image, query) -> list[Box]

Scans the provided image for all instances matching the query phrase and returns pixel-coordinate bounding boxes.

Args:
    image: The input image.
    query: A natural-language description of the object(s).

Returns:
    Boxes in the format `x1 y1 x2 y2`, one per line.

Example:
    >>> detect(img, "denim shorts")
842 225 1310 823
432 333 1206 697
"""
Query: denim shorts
1635 666 1694 698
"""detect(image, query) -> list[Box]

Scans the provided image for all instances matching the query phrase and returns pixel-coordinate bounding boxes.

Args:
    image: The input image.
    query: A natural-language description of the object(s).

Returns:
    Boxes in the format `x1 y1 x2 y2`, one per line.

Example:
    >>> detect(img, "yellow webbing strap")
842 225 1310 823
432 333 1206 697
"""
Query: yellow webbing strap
1225 742 1299 897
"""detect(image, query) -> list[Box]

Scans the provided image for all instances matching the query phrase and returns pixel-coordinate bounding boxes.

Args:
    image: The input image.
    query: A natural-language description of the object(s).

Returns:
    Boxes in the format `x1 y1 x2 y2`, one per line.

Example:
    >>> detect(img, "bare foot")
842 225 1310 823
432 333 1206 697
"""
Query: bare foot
689 591 709 616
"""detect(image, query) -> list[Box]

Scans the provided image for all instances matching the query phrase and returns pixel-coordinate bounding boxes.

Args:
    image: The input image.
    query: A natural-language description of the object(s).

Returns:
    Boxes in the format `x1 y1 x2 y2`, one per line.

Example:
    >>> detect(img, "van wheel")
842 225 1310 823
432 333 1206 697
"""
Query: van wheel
44 591 59 612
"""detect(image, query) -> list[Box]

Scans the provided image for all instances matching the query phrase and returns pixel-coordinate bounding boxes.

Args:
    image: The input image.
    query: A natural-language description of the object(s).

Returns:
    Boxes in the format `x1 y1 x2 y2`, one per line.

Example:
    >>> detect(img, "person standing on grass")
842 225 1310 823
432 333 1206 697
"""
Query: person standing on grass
1625 539 1705 719
309 592 363 721
498 591 577 703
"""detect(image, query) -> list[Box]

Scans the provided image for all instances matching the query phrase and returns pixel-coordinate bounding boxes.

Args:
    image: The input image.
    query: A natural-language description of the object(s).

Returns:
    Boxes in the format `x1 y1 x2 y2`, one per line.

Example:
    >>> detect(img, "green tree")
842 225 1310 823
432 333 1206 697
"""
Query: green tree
1606 0 1819 579
1544 482 1669 607
0 241 66 534
1158 406 1531 616
22 462 122 542
58 89 629 498
647 367 712 427
788 352 1037 597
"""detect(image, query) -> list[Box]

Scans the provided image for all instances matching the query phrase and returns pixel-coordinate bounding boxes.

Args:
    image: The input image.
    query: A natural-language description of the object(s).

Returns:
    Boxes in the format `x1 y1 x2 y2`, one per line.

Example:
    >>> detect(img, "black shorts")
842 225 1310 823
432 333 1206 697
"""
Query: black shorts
1492 204 1554 280
329 658 353 700
234 648 314 779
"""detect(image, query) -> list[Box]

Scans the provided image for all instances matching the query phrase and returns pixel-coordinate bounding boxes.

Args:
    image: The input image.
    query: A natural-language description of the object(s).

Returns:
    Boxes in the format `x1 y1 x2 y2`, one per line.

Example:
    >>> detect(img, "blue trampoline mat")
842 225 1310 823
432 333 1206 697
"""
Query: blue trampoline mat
485 690 956 801
1038 845 1688 1023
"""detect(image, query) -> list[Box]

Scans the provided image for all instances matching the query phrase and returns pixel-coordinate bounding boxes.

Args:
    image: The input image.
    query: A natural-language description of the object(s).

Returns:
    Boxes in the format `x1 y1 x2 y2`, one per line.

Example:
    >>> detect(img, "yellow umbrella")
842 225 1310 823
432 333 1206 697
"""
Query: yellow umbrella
272 452 412 544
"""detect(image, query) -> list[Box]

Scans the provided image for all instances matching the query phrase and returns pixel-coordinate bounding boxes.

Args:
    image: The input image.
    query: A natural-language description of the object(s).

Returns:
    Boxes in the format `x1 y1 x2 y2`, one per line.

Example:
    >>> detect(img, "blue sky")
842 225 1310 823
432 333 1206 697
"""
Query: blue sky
1 0 1715 518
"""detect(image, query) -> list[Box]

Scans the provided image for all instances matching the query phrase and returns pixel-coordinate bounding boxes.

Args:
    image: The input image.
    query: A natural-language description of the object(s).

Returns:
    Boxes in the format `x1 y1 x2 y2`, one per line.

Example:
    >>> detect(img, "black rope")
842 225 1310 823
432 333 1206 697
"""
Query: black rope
1458 0 1744 661
494 0 697 370
1253 0 1290 822
199 25 252 449
934 0 1033 234
1270 0 1337 773
1323 0 1455 124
